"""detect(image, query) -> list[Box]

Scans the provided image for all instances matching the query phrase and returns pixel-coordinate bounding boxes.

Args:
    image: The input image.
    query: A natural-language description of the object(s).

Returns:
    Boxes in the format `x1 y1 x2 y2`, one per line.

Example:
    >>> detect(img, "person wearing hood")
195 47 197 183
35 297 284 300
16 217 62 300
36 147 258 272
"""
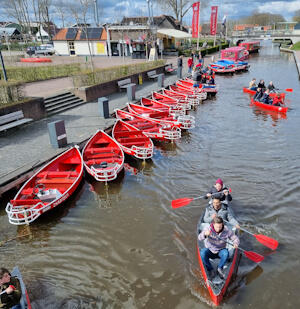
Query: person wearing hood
204 178 232 203
198 217 240 279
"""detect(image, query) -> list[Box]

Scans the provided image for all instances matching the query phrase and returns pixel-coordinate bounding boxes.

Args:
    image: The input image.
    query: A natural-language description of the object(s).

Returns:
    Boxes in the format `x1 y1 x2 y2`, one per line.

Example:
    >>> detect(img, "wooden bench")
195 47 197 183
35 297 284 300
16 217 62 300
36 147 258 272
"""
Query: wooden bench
117 78 136 91
0 111 33 132
147 70 159 79
165 64 175 74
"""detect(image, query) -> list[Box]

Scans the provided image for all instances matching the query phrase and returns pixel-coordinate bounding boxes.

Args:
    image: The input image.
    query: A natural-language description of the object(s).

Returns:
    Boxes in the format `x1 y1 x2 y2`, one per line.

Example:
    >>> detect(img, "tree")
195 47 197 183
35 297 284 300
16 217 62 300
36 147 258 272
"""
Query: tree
240 12 285 27
153 0 208 30
292 10 300 24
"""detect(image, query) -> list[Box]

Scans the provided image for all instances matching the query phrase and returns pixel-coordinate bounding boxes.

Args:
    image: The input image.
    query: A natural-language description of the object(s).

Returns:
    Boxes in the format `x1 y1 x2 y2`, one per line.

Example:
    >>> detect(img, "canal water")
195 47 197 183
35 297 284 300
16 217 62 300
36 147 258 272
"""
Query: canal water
0 40 299 308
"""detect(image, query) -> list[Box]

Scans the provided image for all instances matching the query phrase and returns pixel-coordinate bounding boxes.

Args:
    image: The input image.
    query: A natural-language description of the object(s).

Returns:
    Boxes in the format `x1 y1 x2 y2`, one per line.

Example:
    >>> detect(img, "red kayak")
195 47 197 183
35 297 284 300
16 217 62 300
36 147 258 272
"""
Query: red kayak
82 130 124 182
243 87 285 99
112 120 154 160
251 98 288 113
6 146 83 225
127 102 195 130
115 108 181 141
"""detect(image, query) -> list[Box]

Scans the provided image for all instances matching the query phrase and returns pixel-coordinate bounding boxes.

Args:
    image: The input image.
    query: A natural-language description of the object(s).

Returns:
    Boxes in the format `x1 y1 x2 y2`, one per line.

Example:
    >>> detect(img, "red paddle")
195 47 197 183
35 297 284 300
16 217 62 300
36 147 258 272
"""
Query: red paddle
224 220 278 250
172 189 232 209
285 88 293 92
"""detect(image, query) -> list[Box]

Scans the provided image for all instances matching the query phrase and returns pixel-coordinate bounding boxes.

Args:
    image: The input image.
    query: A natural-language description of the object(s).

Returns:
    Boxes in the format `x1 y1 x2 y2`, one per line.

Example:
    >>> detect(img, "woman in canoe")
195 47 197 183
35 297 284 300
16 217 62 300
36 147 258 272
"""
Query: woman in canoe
249 78 257 91
257 79 266 91
272 93 284 106
0 267 22 309
198 217 240 279
204 178 232 203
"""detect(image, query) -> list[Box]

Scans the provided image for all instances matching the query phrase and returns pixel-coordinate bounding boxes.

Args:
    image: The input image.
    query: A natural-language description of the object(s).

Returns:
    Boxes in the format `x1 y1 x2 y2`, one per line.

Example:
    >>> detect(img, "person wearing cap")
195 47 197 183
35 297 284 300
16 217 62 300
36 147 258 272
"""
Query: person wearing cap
0 268 21 309
204 178 232 203
198 217 240 279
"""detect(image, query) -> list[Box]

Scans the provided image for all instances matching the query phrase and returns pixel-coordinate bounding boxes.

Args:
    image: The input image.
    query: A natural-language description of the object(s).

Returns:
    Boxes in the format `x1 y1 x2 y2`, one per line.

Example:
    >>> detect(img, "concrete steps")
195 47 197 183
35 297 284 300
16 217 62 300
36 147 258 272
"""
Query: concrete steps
44 91 85 116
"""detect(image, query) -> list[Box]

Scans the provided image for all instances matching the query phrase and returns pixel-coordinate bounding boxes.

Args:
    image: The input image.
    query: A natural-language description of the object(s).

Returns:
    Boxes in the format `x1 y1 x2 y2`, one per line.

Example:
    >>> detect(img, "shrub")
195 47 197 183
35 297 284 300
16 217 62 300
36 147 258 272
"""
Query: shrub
0 80 25 105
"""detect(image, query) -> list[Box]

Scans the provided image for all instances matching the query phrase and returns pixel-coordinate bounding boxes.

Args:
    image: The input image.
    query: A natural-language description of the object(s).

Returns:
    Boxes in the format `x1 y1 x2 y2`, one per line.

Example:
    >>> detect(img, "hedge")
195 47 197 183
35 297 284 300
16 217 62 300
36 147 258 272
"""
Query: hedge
72 60 166 87
0 63 83 83
0 80 25 105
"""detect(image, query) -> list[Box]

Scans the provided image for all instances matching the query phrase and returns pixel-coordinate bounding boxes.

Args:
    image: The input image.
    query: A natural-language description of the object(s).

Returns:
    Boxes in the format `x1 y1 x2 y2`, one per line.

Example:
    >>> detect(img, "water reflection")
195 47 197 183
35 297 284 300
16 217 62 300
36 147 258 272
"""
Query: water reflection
253 108 287 126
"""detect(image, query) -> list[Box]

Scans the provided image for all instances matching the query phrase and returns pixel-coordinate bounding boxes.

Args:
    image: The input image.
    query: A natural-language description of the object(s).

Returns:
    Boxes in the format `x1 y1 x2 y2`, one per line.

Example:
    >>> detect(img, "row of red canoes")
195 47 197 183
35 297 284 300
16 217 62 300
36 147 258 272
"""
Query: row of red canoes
6 78 215 225
243 87 289 113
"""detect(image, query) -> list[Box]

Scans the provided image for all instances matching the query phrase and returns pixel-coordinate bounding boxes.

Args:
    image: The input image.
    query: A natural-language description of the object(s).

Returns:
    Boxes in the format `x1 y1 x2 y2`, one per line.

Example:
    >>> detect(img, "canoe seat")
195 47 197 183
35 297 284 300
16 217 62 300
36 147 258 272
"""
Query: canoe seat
85 152 121 160
37 178 75 184
11 199 43 206
85 158 122 165
37 171 79 178
84 147 120 154
121 141 150 147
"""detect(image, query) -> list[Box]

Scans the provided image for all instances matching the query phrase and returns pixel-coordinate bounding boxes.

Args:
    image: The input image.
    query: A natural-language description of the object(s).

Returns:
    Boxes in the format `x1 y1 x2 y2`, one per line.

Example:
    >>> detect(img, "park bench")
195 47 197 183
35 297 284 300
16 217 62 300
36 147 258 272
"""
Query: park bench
164 64 175 74
147 70 159 79
0 110 33 132
117 78 136 101
117 78 136 92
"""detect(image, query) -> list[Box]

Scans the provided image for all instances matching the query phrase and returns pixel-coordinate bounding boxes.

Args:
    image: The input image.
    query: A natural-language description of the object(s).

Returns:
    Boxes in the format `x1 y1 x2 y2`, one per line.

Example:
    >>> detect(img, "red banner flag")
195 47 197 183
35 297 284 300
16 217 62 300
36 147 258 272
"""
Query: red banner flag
124 34 130 44
192 2 200 38
210 6 218 35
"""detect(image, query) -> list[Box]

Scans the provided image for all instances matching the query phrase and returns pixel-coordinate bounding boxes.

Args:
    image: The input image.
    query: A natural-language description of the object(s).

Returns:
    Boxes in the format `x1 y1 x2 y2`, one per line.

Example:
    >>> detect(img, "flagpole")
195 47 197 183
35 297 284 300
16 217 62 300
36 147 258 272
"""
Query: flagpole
197 2 200 50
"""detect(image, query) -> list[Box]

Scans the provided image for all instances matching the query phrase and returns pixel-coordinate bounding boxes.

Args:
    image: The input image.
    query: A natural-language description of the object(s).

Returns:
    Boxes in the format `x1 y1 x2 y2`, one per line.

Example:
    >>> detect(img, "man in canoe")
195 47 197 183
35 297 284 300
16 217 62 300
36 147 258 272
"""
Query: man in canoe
198 217 240 279
0 268 22 309
260 88 273 104
267 81 278 93
253 87 263 101
204 178 232 203
203 198 240 229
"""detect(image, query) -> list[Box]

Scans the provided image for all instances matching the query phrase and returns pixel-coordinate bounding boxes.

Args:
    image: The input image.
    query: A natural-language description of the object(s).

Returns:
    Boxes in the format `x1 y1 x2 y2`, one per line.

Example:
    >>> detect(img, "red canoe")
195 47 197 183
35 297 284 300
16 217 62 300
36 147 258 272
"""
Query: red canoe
152 91 192 110
169 85 207 100
21 58 52 63
6 146 83 225
112 120 154 160
82 130 124 182
115 108 181 142
251 98 288 113
162 89 201 105
243 87 286 99
177 79 219 95
141 97 185 117
12 266 32 309
127 102 195 130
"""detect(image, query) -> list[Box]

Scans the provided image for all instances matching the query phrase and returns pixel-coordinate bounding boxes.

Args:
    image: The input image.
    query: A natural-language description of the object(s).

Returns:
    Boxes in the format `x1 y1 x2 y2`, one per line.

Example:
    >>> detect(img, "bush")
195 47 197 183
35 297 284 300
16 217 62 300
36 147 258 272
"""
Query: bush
0 63 82 83
0 80 25 105
72 60 166 87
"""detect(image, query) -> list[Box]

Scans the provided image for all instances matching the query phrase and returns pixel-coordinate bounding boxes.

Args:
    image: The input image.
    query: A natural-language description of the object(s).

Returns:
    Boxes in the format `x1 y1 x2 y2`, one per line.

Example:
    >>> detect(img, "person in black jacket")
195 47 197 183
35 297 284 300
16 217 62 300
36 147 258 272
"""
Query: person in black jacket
253 87 263 101
267 81 278 93
257 79 266 90
204 178 232 203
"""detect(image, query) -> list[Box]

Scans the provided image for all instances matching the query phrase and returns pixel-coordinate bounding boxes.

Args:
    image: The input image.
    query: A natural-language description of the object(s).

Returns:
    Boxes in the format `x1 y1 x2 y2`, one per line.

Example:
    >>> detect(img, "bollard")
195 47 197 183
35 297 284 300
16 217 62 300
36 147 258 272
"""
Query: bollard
126 84 136 101
177 66 182 79
98 97 110 118
48 120 67 149
158 73 164 88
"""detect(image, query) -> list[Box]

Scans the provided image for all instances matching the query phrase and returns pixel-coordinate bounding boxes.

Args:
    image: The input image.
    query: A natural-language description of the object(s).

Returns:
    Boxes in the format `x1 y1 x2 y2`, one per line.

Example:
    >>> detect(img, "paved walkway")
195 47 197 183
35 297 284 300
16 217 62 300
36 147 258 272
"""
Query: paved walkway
0 55 198 194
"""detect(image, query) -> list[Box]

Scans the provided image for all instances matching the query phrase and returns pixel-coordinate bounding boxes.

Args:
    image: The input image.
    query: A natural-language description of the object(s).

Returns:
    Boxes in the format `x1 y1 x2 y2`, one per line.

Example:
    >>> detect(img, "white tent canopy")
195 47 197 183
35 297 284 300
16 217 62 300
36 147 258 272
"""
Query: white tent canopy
157 29 192 39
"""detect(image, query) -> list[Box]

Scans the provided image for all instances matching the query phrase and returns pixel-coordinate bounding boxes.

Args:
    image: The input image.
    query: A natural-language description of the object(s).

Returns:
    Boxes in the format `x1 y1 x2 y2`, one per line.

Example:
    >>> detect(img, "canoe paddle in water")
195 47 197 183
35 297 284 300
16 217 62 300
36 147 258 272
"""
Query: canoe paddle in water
213 234 264 263
224 220 278 250
172 189 232 209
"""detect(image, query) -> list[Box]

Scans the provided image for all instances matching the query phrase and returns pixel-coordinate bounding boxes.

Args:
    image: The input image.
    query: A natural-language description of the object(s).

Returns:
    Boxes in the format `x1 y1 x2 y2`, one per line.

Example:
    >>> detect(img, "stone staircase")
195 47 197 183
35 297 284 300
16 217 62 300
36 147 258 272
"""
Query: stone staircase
44 91 85 116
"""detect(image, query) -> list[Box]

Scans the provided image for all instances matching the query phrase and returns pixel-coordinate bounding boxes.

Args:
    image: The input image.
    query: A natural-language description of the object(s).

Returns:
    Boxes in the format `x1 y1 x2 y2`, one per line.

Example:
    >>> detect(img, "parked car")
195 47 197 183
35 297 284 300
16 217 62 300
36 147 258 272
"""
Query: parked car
26 45 55 56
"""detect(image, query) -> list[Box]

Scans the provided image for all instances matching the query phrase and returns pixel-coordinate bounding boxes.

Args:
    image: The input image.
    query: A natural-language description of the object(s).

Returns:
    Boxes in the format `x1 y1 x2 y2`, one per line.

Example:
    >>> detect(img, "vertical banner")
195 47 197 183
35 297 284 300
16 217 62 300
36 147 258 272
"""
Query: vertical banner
192 2 200 38
210 6 218 35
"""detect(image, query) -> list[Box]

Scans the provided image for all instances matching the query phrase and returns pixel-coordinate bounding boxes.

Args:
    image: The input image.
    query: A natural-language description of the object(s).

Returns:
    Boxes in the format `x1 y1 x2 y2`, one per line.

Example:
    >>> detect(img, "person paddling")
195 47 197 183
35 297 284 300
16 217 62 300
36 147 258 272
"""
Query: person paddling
272 93 284 106
0 268 22 309
204 178 232 203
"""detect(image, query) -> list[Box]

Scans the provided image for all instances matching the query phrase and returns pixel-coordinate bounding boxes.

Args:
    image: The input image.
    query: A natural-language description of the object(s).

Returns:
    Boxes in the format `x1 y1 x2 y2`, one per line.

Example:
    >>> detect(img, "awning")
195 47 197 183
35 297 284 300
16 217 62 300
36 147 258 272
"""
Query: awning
157 29 192 39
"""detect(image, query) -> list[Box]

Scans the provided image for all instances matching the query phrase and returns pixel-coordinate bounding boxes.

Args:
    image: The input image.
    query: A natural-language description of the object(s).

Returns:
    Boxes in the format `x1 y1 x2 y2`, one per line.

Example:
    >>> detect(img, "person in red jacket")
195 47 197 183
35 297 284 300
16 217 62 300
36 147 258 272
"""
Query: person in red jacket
272 93 284 106
188 57 193 73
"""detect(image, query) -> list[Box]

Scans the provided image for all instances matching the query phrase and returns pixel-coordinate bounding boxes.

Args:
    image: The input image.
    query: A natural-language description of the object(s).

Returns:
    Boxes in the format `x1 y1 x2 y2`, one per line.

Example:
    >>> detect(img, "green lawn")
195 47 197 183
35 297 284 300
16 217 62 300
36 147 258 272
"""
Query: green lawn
291 41 300 51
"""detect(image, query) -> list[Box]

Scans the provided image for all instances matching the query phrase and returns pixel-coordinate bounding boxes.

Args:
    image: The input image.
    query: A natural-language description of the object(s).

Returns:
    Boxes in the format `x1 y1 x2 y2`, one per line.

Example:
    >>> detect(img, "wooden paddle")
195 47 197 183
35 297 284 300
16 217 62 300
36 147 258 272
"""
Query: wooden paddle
171 188 231 209
213 234 264 263
224 220 278 250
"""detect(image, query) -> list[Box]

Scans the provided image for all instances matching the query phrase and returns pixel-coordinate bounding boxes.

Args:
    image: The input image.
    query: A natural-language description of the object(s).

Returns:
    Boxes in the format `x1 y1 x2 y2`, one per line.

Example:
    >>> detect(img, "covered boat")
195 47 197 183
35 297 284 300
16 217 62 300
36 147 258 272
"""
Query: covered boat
243 87 286 99
197 206 239 306
127 102 195 130
6 146 83 225
112 120 154 160
115 108 181 142
11 266 32 309
239 41 260 53
82 130 124 182
221 46 248 61
251 98 288 113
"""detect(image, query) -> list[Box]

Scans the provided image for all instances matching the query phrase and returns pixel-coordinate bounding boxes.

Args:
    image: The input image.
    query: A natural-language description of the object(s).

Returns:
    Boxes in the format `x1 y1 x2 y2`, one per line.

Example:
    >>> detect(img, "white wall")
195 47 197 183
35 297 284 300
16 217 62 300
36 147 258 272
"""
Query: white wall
74 41 107 56
53 41 70 56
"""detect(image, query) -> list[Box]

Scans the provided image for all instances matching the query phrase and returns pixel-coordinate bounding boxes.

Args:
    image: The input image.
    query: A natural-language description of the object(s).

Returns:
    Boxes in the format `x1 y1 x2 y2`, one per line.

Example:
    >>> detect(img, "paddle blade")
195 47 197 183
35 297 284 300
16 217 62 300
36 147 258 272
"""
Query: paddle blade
244 250 264 263
171 198 193 209
254 234 278 250
228 188 232 193
285 88 293 92
250 98 254 106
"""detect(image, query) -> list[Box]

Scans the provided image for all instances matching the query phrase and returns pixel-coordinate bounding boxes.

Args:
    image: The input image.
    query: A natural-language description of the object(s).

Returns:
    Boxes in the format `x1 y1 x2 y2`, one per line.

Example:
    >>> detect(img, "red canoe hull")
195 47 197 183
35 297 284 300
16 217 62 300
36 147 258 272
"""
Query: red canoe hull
251 98 288 113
